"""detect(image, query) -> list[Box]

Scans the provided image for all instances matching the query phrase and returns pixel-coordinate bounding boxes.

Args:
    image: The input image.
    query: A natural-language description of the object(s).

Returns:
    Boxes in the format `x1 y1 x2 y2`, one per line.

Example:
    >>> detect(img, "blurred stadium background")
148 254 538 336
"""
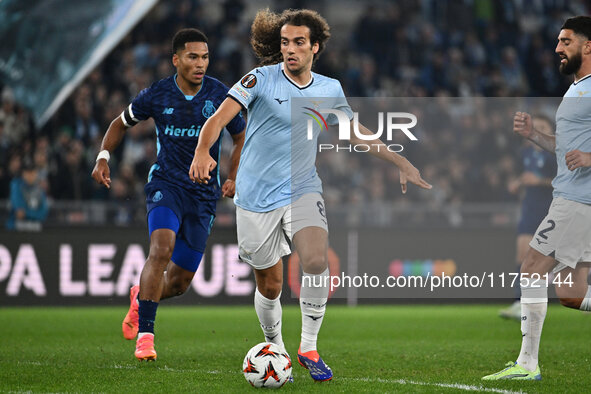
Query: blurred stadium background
1 0 589 306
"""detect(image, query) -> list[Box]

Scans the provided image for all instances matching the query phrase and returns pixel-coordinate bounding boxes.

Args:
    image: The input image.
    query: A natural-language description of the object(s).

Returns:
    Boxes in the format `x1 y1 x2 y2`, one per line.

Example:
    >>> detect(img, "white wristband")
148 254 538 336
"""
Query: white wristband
96 150 110 163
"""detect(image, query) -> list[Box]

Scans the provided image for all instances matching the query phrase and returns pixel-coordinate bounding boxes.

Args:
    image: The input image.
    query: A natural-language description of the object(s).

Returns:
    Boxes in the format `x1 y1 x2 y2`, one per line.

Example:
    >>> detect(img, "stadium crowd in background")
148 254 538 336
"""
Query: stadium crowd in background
1 0 589 218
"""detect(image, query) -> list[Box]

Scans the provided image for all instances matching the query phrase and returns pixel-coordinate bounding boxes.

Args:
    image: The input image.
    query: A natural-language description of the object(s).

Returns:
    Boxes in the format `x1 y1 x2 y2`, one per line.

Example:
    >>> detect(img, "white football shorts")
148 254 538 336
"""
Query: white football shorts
236 193 328 270
529 197 591 271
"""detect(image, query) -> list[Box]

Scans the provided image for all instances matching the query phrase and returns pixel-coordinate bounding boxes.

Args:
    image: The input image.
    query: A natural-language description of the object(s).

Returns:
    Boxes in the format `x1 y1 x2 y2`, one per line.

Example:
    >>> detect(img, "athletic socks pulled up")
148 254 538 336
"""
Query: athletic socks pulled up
138 299 159 335
254 288 284 348
517 279 547 372
300 268 329 353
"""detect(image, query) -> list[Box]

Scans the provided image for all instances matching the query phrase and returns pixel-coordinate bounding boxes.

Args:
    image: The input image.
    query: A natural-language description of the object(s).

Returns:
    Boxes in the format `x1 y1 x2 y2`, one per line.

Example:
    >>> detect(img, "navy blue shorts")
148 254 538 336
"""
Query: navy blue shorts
517 203 550 235
145 179 216 271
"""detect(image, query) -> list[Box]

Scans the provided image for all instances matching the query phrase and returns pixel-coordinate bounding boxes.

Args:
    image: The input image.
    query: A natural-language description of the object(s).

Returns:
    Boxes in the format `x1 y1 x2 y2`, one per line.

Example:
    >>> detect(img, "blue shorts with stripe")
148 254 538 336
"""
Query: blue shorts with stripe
145 178 216 271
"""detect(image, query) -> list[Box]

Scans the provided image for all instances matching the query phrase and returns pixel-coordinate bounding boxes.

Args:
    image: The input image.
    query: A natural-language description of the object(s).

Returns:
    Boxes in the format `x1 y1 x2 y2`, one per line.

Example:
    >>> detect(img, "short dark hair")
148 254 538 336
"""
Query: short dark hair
172 28 208 54
561 16 591 40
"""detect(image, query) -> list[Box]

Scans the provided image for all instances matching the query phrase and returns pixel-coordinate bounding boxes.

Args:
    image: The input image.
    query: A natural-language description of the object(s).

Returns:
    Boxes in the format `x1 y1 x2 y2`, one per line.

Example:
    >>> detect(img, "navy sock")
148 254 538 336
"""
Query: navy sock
138 300 158 334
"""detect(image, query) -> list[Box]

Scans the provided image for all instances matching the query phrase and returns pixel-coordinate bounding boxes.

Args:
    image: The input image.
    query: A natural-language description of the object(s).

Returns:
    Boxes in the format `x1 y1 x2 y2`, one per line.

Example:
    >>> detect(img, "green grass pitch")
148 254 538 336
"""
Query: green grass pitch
1 304 589 393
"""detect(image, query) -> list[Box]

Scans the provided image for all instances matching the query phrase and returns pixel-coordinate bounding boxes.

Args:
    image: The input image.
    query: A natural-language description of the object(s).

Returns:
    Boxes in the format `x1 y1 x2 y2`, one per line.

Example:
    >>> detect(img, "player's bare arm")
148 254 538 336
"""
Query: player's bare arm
91 116 127 189
514 112 556 153
565 149 591 170
189 97 242 184
350 120 432 194
221 129 245 198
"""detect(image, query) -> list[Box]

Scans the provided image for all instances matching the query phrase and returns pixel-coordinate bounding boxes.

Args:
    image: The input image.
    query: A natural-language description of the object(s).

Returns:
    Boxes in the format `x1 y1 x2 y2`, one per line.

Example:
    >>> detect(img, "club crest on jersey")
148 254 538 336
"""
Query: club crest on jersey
241 74 257 88
152 191 163 202
202 100 216 118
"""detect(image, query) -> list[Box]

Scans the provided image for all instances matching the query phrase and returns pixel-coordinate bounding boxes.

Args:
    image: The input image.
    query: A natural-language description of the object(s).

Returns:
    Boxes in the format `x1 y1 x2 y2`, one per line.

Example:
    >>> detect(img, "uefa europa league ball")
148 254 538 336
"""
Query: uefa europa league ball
243 342 292 388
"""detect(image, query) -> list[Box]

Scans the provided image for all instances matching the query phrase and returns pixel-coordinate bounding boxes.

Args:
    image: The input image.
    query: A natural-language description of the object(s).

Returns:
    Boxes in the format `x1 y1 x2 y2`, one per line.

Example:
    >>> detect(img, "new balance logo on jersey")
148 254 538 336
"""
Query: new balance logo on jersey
162 107 174 114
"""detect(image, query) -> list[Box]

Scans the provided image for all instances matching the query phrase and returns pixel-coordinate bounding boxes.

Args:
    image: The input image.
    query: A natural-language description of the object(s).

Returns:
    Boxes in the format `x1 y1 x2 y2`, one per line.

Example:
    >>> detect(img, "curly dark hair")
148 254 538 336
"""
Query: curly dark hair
250 9 331 66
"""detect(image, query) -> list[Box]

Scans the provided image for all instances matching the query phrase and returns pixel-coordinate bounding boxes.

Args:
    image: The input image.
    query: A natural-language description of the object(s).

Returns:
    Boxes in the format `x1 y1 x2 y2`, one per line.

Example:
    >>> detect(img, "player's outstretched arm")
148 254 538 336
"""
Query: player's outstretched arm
190 98 242 184
91 116 127 189
350 121 432 194
221 129 245 198
514 112 556 153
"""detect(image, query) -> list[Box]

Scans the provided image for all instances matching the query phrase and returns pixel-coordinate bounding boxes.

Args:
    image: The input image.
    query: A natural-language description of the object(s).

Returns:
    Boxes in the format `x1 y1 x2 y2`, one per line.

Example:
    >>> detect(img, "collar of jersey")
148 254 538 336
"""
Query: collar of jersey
280 63 314 89
573 73 591 85
174 73 204 100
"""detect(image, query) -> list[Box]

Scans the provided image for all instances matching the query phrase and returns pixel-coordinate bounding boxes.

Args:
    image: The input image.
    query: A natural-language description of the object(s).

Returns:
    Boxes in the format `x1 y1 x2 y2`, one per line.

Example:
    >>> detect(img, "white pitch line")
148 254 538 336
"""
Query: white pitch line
15 361 527 393
343 377 527 394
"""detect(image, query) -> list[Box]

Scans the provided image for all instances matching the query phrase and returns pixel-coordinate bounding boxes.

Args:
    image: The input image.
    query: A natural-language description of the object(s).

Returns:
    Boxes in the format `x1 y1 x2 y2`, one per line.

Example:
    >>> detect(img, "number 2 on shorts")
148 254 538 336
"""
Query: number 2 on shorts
537 219 556 240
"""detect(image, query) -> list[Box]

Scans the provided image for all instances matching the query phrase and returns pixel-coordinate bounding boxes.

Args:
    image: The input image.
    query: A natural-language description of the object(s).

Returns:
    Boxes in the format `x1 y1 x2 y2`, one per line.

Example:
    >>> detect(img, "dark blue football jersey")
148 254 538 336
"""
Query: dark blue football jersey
121 74 245 200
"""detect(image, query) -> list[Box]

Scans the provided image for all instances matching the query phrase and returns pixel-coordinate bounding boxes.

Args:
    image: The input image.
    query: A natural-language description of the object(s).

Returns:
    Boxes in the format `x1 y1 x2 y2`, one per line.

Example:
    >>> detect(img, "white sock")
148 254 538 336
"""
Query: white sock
579 286 591 311
137 332 153 340
517 279 547 371
254 288 284 348
300 268 329 353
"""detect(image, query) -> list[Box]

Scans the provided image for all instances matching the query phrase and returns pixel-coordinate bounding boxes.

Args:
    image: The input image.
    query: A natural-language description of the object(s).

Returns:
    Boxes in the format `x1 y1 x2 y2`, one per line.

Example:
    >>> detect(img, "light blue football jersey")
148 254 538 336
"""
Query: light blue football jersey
228 63 353 212
552 74 591 204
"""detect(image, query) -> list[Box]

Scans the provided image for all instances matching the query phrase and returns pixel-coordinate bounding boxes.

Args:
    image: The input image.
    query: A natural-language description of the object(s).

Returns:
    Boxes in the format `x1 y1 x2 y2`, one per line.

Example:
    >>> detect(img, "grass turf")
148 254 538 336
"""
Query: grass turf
1 304 589 393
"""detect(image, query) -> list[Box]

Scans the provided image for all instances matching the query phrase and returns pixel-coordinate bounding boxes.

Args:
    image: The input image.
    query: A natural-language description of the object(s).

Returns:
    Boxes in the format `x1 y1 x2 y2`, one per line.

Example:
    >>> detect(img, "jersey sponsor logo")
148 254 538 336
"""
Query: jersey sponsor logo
241 73 257 88
164 124 201 137
152 191 163 202
577 91 589 97
202 100 216 118
162 107 174 114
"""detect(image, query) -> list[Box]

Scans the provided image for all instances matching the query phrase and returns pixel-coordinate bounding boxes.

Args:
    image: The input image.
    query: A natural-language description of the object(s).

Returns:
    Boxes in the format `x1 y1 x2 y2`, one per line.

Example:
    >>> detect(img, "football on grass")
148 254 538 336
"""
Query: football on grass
243 342 292 388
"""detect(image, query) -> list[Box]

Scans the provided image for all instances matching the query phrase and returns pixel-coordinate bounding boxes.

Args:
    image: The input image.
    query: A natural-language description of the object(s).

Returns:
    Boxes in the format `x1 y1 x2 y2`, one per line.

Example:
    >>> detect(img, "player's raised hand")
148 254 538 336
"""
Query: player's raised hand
189 151 217 184
399 158 432 194
221 179 236 198
565 149 591 171
514 112 533 139
91 159 111 189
